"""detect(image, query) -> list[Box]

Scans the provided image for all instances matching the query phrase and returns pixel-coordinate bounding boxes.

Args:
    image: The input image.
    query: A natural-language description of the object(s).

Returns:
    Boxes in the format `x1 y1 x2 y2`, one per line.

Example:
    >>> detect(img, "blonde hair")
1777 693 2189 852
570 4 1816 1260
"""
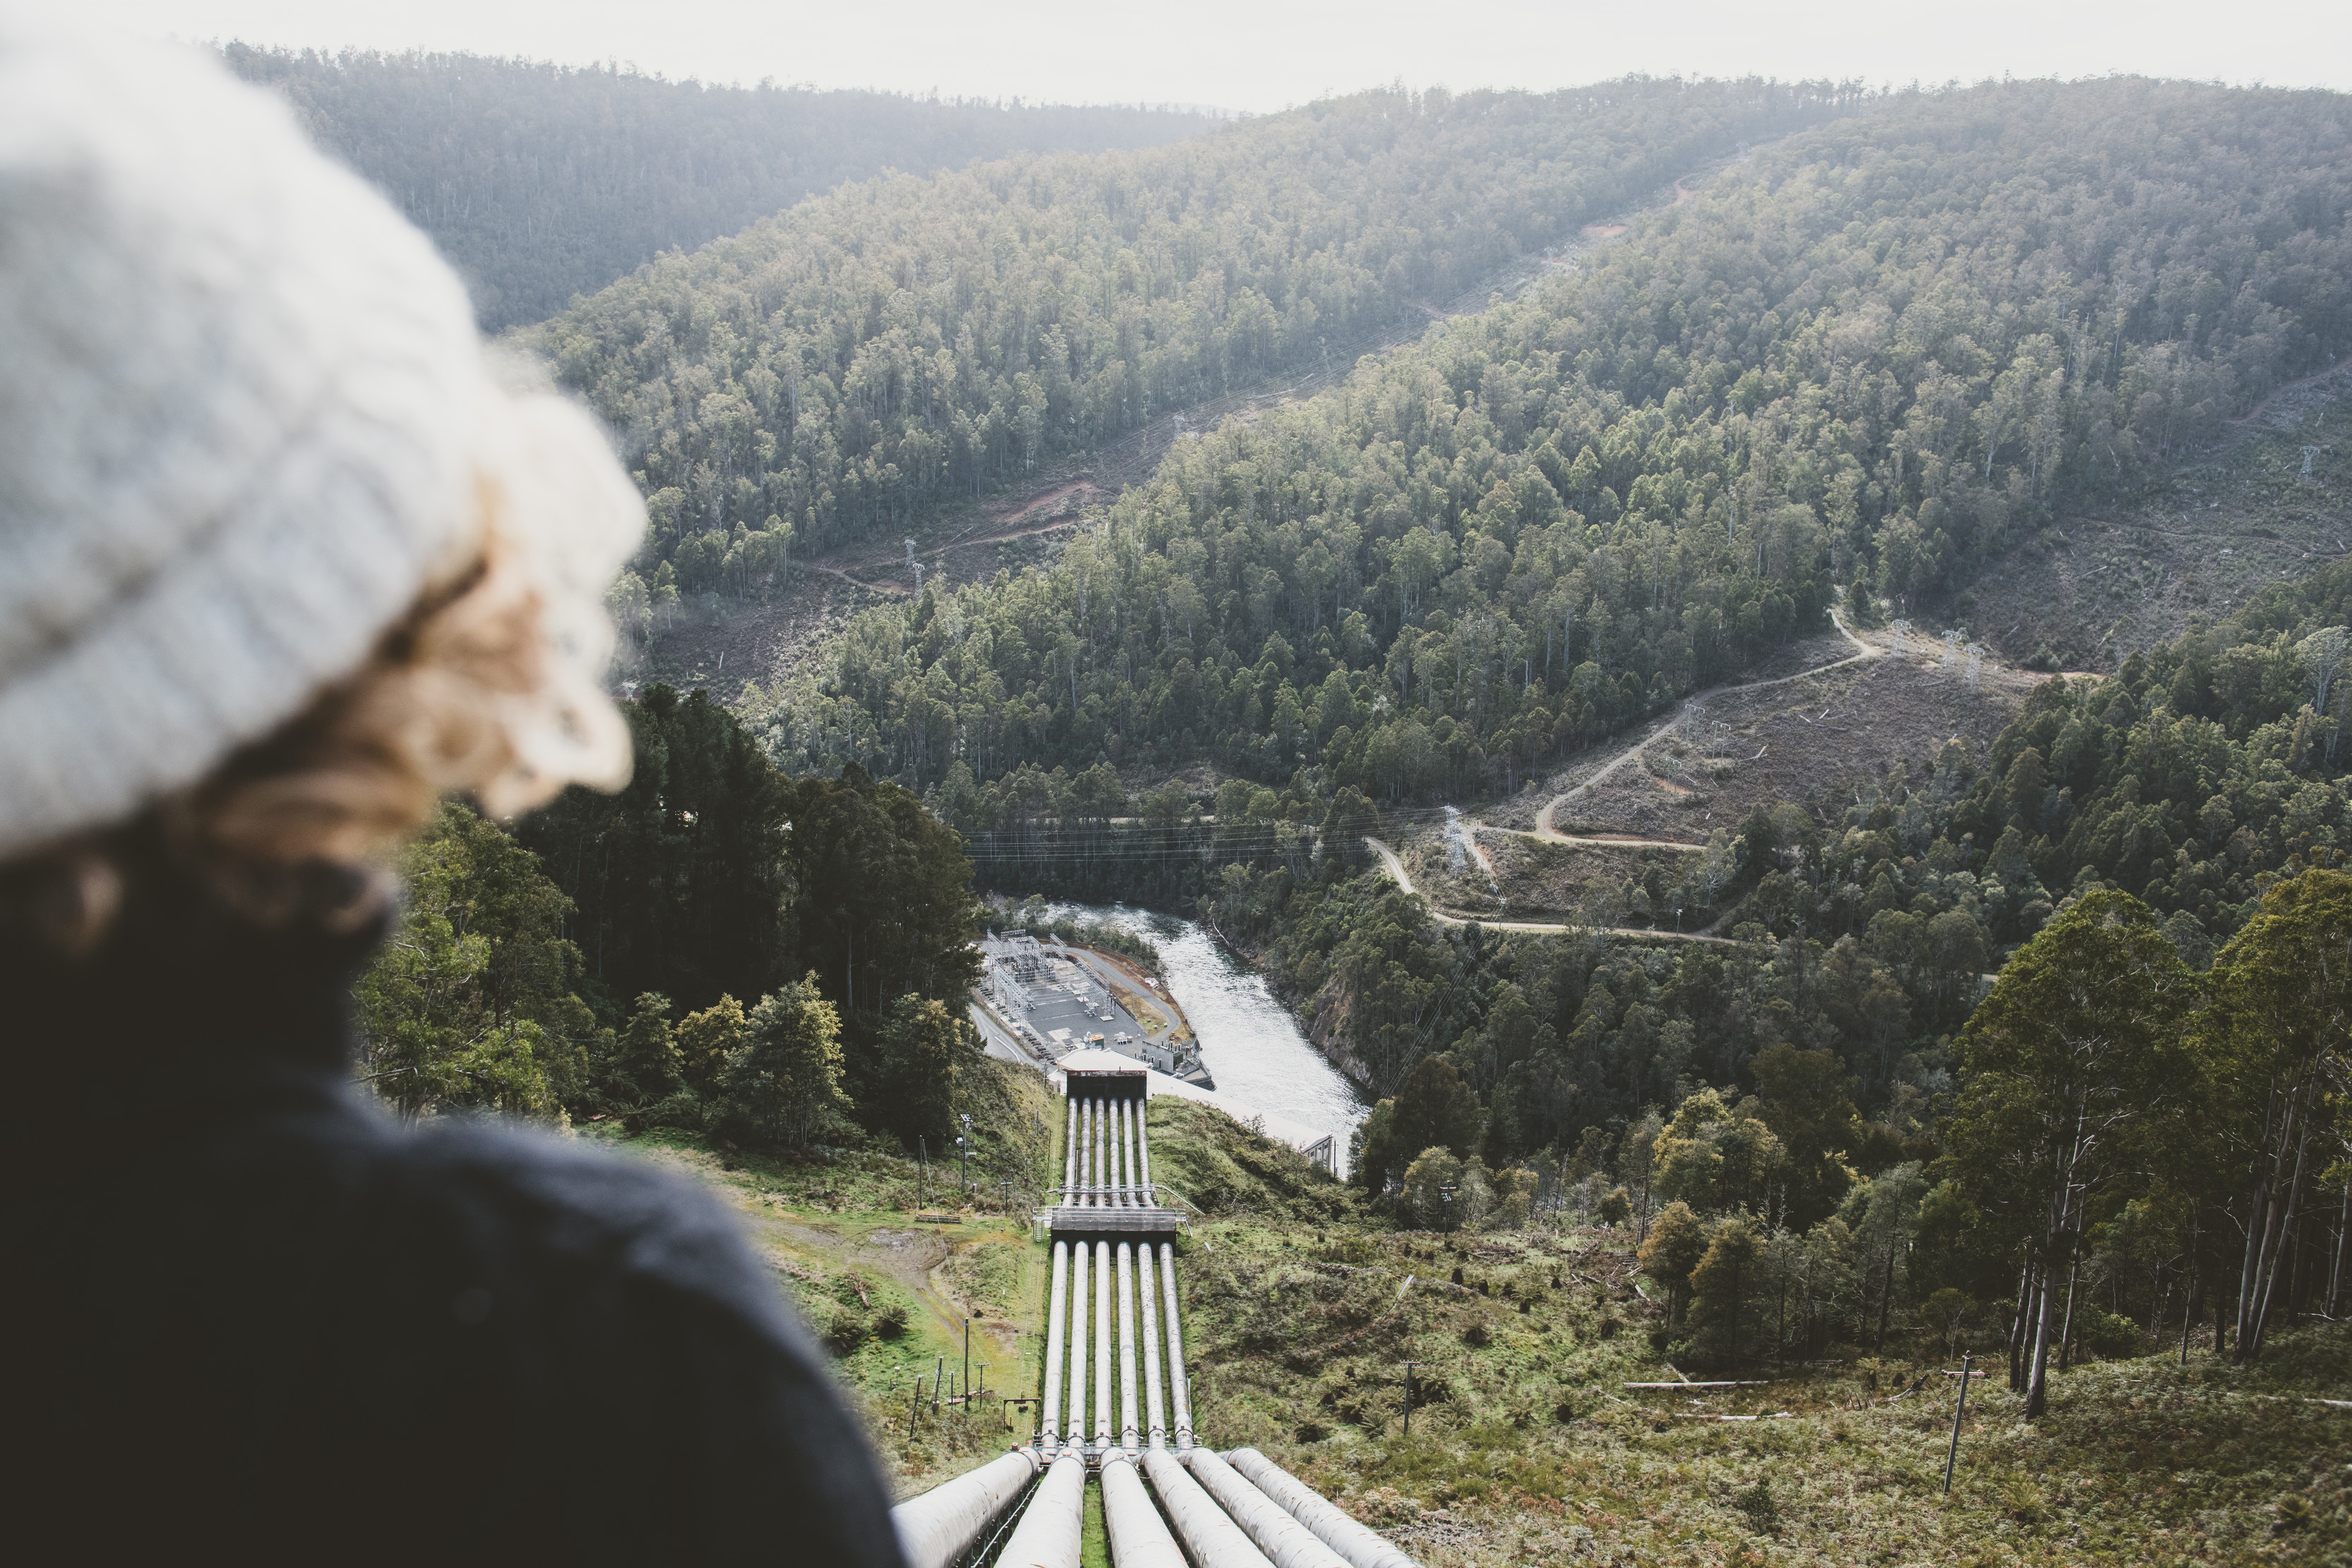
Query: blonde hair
0 486 593 954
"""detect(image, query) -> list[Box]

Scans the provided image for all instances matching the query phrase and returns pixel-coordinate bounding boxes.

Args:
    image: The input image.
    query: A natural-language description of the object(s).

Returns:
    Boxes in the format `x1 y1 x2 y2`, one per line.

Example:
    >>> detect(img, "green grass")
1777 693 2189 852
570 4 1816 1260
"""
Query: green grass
1081 1474 1109 1568
581 1056 1065 1495
1176 1210 2351 1566
1147 1097 1363 1225
613 1079 2351 1560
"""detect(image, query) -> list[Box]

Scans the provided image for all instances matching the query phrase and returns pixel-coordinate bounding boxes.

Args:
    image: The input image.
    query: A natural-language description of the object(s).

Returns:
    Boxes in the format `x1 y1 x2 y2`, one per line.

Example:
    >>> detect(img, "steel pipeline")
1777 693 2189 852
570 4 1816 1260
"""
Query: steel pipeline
1140 1447 1275 1568
1100 1455 1188 1568
891 1448 1044 1568
1222 1449 1420 1568
1181 1449 1352 1568
989 1452 1085 1568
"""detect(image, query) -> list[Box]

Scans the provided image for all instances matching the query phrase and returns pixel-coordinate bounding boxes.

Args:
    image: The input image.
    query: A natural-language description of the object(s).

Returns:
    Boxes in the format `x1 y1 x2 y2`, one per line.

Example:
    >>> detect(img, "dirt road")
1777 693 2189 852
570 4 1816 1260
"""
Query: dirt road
1363 837 1736 946
1531 604 1881 839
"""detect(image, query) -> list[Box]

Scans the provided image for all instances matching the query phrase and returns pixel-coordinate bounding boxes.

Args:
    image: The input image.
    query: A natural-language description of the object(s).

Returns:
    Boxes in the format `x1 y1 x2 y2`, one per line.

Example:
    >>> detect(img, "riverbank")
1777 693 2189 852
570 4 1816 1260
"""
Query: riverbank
1034 900 1371 1175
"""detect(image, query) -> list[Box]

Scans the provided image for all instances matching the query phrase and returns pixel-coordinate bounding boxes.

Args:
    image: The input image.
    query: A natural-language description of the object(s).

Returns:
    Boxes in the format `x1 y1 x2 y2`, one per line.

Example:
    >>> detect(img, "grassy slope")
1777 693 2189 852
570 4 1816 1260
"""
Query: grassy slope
592 1071 2349 1562
1156 1106 2350 1568
580 1055 1063 1497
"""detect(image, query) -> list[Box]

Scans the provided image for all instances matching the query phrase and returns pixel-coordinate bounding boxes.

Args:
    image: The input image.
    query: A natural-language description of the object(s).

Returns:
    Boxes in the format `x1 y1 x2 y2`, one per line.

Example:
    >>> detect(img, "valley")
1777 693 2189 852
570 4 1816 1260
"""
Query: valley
306 54 2352 1568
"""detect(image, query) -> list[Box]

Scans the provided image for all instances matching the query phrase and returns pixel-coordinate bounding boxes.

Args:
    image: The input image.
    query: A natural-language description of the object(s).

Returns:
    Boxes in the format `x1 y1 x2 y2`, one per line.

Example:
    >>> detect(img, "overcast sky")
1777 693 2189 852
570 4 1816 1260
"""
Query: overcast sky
90 0 2351 112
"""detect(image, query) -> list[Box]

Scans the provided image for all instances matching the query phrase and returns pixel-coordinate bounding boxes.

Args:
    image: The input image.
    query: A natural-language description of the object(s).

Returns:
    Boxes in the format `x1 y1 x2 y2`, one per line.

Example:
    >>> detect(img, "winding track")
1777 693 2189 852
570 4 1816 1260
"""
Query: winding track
1531 605 1882 839
1363 836 1736 945
1360 603 1891 942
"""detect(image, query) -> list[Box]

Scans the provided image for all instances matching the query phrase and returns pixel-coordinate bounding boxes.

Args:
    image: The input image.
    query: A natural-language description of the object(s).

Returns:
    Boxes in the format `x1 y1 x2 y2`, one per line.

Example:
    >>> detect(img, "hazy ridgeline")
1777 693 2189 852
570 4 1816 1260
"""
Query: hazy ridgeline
223 44 1219 329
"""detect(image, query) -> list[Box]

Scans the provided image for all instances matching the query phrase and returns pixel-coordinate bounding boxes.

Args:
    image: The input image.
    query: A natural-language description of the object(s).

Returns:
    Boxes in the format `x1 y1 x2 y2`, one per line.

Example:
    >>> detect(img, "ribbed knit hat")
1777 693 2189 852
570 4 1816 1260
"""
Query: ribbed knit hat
0 19 643 858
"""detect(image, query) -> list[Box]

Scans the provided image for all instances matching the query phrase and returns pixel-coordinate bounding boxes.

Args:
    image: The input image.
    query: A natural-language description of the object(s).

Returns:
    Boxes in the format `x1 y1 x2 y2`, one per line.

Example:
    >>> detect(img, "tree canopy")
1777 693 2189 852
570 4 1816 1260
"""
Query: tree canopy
753 78 2352 818
539 76 1858 563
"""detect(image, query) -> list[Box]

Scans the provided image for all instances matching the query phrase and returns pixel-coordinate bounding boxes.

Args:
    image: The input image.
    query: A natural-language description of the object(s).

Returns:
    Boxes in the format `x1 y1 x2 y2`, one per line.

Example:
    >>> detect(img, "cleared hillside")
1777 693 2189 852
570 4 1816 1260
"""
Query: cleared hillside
1964 362 2352 671
630 1076 2352 1566
1184 1207 2351 1567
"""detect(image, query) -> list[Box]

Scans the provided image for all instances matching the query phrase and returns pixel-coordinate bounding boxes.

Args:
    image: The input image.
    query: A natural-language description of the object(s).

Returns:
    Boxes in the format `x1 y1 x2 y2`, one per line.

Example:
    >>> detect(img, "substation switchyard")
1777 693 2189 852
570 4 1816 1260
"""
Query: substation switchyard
890 1051 1417 1568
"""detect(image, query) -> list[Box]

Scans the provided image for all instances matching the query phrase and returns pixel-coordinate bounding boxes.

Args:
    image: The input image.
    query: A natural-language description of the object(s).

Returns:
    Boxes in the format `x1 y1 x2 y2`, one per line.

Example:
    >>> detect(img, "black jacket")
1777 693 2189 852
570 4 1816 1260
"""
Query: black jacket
2 870 909 1565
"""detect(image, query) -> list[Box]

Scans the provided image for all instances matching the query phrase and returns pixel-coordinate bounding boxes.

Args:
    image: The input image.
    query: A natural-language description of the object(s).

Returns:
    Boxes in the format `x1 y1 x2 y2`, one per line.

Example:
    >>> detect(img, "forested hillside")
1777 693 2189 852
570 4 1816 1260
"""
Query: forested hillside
330 64 2352 1461
538 76 1863 565
658 76 2352 1406
748 78 2352 820
1189 818 2352 1404
224 46 1217 329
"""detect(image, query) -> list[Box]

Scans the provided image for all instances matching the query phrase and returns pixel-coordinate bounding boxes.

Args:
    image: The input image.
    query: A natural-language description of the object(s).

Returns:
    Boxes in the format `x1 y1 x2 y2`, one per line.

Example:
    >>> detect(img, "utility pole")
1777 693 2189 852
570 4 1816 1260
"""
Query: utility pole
1402 1360 1423 1435
1942 1353 1973 1493
918 1136 928 1209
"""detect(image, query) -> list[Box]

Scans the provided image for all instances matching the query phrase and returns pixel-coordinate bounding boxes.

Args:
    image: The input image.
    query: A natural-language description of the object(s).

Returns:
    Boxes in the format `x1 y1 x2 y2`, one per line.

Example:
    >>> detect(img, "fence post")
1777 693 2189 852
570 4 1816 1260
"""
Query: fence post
1942 1353 1973 1494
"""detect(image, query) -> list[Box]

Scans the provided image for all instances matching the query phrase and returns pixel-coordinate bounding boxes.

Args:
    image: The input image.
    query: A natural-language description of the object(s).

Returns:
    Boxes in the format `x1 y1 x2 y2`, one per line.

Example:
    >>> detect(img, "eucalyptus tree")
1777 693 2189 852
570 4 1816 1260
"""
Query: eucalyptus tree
2195 869 2352 1361
1945 890 2193 1417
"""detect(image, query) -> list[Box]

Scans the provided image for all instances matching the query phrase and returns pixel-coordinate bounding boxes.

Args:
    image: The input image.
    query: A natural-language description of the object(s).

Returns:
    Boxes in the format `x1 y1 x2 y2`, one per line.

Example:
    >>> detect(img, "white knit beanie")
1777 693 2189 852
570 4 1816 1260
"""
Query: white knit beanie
0 18 642 859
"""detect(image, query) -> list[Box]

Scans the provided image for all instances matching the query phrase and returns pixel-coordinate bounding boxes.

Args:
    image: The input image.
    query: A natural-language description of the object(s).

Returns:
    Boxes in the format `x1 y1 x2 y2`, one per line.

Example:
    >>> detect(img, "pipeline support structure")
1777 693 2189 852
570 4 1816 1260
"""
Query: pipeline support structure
890 1048 1421 1568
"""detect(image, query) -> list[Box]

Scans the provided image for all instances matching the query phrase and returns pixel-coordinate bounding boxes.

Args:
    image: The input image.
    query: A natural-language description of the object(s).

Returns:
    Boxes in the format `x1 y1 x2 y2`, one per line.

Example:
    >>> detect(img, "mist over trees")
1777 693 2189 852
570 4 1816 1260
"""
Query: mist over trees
222 44 1220 330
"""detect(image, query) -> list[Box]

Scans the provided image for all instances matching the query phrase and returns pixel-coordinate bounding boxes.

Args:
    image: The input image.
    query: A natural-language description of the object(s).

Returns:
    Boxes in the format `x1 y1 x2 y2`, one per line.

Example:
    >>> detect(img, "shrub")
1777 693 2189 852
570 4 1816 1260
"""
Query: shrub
821 1310 866 1356
873 1302 910 1339
1733 1480 1781 1535
2000 1474 2050 1524
644 1089 707 1131
2075 1305 2143 1360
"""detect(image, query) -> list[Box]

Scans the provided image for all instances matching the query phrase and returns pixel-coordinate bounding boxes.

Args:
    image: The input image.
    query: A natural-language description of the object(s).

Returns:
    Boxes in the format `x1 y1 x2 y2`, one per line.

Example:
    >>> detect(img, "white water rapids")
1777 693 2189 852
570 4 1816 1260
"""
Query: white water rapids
1034 901 1369 1171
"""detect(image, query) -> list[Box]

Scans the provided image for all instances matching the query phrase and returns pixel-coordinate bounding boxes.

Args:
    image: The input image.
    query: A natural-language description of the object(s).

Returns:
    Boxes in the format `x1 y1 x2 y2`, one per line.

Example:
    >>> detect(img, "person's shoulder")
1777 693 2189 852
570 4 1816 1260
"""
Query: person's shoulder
383 1120 770 1301
357 1118 842 1413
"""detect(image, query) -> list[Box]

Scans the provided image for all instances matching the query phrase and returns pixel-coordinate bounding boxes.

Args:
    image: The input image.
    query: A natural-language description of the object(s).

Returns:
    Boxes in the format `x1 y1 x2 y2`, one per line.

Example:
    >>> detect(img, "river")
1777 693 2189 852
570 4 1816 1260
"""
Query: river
1035 900 1369 1172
